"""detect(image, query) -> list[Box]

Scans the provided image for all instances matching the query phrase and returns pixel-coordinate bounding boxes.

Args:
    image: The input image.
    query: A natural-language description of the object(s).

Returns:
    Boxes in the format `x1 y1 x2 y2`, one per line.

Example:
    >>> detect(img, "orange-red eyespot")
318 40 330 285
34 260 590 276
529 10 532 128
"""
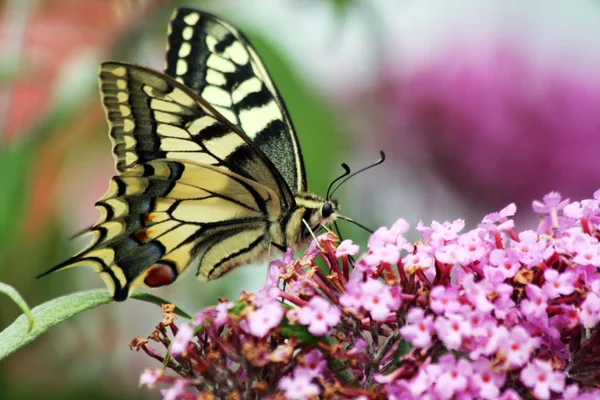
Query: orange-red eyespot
144 213 159 225
135 229 150 243
144 263 176 288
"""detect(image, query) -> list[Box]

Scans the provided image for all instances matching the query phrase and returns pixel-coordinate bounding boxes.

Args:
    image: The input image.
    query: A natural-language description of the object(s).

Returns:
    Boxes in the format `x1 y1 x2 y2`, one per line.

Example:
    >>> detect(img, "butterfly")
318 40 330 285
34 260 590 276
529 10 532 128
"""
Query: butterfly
39 8 342 301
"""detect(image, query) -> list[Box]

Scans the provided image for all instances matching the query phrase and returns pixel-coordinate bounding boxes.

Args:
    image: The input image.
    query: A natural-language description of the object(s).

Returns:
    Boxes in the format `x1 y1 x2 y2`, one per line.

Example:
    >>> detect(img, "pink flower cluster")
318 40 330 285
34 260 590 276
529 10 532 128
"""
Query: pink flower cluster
135 191 600 399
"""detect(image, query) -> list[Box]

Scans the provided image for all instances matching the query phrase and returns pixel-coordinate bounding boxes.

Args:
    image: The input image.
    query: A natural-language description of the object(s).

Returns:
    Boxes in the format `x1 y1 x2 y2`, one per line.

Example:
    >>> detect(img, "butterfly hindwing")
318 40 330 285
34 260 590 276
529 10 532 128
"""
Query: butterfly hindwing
165 8 307 192
99 61 294 208
48 160 283 301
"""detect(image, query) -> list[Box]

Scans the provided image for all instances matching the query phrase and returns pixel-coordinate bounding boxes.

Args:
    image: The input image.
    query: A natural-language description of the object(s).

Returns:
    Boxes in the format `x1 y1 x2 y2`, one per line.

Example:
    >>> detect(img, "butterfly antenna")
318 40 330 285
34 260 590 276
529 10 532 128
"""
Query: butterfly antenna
337 215 375 234
330 151 385 198
326 163 351 200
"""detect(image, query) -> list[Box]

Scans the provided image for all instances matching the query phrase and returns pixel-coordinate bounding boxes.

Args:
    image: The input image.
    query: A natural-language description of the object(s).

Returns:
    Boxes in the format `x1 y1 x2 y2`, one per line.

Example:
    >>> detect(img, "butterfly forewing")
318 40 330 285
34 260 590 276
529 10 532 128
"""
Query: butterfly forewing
99 62 294 208
165 8 307 192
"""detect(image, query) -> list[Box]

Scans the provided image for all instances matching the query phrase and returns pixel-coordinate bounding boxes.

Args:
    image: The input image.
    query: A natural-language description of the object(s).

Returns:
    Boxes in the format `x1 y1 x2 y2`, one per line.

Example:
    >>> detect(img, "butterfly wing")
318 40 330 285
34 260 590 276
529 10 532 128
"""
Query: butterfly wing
100 61 294 208
44 160 283 301
165 8 307 192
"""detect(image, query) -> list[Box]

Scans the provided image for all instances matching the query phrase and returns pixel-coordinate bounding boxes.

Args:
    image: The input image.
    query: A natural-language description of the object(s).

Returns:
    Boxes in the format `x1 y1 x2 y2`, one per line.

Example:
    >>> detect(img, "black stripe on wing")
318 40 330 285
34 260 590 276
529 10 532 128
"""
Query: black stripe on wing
165 8 307 193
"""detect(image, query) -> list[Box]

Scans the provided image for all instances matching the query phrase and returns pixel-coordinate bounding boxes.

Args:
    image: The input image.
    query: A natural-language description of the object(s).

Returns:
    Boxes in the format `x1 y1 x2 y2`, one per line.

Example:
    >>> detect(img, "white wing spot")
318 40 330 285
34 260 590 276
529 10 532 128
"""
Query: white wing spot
232 76 262 104
188 116 220 135
182 26 193 40
204 133 245 156
117 92 129 103
206 69 227 86
111 66 127 77
178 42 191 58
176 59 188 75
238 101 283 138
123 119 135 133
224 41 249 65
206 54 236 73
206 35 218 52
201 85 232 107
119 105 132 117
183 12 200 26
143 85 154 97
124 135 136 149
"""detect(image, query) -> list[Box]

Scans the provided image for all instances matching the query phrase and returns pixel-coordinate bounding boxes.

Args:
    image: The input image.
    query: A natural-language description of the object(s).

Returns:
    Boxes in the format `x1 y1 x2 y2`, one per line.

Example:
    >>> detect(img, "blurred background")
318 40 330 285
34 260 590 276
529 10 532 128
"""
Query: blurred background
2 0 600 398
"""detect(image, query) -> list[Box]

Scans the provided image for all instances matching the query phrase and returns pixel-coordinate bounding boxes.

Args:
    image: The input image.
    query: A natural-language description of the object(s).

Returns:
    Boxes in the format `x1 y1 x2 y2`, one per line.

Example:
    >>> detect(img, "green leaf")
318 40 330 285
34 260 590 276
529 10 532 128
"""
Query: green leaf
130 292 192 319
0 289 190 361
0 282 34 332
280 317 318 345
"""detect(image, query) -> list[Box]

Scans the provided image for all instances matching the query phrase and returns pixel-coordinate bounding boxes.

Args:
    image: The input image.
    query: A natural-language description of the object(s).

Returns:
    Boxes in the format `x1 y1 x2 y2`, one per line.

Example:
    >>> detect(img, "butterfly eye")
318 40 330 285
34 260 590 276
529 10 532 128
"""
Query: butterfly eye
322 202 334 218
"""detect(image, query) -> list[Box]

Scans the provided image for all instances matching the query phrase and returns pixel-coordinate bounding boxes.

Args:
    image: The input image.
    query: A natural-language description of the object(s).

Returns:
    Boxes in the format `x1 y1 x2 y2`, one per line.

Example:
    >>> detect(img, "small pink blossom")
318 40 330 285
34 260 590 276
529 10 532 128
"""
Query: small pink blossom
160 380 188 400
400 308 434 348
247 302 284 338
580 292 600 329
336 239 360 257
429 285 461 315
169 324 194 356
279 369 320 400
297 296 341 335
532 192 570 214
434 314 471 350
502 326 537 367
542 269 576 299
521 284 548 320
520 359 565 399
139 369 163 389
434 354 470 399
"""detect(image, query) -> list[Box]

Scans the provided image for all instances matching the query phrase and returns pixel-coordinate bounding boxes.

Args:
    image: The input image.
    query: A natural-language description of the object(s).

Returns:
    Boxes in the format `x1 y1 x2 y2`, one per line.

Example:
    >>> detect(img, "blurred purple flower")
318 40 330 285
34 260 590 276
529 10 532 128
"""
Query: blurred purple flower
383 44 600 210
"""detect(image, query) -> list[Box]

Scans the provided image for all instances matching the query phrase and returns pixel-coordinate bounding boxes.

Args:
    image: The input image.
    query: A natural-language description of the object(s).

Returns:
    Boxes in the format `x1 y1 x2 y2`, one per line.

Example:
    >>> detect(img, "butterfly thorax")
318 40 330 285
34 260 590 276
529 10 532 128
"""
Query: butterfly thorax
277 192 338 250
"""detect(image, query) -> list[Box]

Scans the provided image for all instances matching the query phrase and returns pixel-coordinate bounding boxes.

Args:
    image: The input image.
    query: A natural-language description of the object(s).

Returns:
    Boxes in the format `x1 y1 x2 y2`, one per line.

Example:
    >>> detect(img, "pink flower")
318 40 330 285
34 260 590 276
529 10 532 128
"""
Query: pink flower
521 284 548 320
429 285 461 315
139 369 162 389
400 308 434 348
511 230 544 266
340 278 400 321
520 359 565 400
471 358 506 399
431 219 465 241
482 203 517 224
402 250 433 274
297 296 341 336
296 349 326 379
580 292 600 329
434 354 470 399
542 269 576 299
434 314 471 350
488 249 521 279
169 324 194 356
501 326 537 367
214 301 233 328
435 243 471 265
336 239 360 257
278 368 320 400
361 278 400 321
161 380 188 400
461 274 495 313
532 192 570 214
247 302 284 338
363 243 401 266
